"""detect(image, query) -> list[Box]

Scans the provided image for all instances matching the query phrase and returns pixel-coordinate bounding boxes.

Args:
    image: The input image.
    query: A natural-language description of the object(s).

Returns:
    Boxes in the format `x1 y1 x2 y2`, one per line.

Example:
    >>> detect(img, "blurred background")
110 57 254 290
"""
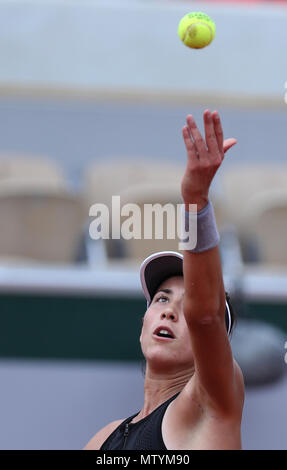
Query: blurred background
0 0 287 450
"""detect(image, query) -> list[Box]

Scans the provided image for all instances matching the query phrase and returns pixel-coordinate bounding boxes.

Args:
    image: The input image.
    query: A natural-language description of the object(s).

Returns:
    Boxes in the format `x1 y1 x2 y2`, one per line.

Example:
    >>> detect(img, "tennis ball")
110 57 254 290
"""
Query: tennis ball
178 12 216 49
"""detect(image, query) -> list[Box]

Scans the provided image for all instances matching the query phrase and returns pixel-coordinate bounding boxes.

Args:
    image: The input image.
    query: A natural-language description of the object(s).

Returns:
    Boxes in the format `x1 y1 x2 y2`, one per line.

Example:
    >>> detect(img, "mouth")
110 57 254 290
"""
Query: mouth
153 326 175 341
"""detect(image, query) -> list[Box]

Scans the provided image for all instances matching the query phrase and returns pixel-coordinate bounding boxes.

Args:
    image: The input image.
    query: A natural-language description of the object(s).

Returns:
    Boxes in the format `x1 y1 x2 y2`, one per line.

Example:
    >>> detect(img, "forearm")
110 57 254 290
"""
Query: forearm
183 245 226 323
182 196 226 322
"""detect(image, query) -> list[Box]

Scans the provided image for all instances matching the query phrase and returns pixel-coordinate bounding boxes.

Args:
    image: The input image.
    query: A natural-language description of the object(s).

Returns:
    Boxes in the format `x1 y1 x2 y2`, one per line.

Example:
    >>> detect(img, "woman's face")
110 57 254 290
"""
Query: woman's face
140 276 194 373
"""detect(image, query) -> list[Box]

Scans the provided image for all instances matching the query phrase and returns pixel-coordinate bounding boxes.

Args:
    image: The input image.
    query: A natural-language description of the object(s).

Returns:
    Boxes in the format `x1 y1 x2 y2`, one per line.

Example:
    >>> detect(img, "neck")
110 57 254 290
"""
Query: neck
135 364 194 421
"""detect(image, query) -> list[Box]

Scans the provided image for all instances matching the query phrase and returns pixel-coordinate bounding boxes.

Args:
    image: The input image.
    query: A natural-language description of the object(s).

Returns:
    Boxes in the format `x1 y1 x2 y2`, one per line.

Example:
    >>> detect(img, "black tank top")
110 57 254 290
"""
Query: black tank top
100 393 180 450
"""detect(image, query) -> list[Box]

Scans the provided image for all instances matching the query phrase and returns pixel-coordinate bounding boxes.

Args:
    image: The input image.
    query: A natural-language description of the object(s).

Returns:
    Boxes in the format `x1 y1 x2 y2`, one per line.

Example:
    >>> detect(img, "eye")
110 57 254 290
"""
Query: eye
156 295 169 303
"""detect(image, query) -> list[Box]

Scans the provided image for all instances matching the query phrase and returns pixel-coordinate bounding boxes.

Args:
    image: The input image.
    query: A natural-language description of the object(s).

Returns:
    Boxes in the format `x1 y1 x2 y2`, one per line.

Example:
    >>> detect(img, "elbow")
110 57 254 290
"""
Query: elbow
183 298 225 327
184 310 221 330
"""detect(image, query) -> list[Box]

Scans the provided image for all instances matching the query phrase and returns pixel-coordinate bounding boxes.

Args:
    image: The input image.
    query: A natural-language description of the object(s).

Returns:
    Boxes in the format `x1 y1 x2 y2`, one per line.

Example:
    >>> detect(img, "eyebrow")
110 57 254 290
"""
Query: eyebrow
155 288 173 296
155 288 184 297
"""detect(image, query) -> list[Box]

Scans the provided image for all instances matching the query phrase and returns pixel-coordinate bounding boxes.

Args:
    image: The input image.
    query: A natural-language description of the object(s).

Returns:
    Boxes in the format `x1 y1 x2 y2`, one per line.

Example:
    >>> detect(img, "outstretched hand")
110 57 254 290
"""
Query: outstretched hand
181 110 237 212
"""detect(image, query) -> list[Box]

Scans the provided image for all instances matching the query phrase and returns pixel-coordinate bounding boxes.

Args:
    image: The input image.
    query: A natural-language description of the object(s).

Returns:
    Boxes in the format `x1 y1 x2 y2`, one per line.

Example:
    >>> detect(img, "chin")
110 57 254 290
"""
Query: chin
140 341 194 372
144 349 182 371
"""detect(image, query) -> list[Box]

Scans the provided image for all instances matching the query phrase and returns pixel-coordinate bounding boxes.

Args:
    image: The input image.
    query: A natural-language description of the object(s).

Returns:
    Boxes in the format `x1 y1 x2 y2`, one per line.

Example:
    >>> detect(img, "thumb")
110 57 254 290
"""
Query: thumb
223 138 237 154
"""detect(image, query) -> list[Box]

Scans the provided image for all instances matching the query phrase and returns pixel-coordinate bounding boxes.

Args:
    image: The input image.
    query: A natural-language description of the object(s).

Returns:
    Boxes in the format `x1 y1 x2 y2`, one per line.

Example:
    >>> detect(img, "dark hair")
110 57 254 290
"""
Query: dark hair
225 291 237 337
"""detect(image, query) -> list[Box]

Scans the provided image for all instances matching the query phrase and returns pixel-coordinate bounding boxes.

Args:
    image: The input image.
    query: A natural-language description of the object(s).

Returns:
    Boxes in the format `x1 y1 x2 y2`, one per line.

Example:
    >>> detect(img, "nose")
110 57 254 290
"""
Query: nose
160 309 178 321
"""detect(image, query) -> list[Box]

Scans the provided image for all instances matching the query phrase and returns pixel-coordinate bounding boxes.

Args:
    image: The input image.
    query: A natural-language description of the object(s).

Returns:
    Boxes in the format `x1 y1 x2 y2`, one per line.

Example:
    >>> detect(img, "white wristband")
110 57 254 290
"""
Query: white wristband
179 200 220 252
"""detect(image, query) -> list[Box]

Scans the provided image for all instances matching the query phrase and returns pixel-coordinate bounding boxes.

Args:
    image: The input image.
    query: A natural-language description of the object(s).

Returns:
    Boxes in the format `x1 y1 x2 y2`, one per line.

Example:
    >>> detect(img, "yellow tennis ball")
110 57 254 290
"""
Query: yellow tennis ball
178 12 216 49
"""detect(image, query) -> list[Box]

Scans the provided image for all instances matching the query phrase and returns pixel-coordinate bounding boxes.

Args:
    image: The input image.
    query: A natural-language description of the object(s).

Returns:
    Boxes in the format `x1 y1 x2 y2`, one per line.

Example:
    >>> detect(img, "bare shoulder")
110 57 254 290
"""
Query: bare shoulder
83 419 124 450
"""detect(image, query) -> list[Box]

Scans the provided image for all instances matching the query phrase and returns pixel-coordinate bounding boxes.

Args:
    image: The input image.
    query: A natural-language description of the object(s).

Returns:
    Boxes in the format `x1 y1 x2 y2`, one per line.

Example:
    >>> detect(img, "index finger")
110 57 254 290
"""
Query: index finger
186 114 208 159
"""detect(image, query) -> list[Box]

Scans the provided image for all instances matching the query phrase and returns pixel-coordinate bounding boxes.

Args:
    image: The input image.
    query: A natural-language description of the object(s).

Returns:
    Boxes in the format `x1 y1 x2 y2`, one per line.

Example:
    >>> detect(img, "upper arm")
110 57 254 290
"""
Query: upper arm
182 246 243 415
185 314 244 415
83 420 123 450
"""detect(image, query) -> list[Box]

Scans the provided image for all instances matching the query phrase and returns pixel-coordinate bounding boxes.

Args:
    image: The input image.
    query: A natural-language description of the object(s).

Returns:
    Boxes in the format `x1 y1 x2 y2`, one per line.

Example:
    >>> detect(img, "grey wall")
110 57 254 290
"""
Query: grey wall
0 359 286 450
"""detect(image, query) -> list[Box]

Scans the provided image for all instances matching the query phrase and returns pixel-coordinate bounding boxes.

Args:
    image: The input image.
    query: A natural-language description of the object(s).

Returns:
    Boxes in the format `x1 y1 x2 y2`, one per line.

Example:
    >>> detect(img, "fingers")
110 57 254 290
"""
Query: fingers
186 115 208 161
182 126 198 167
184 111 233 164
223 138 237 154
204 110 222 160
211 111 224 154
186 114 208 170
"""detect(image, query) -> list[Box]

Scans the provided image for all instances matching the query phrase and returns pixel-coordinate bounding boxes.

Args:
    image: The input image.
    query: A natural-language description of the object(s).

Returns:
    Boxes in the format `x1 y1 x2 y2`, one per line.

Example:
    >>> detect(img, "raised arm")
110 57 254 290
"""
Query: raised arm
181 110 228 327
180 110 243 414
